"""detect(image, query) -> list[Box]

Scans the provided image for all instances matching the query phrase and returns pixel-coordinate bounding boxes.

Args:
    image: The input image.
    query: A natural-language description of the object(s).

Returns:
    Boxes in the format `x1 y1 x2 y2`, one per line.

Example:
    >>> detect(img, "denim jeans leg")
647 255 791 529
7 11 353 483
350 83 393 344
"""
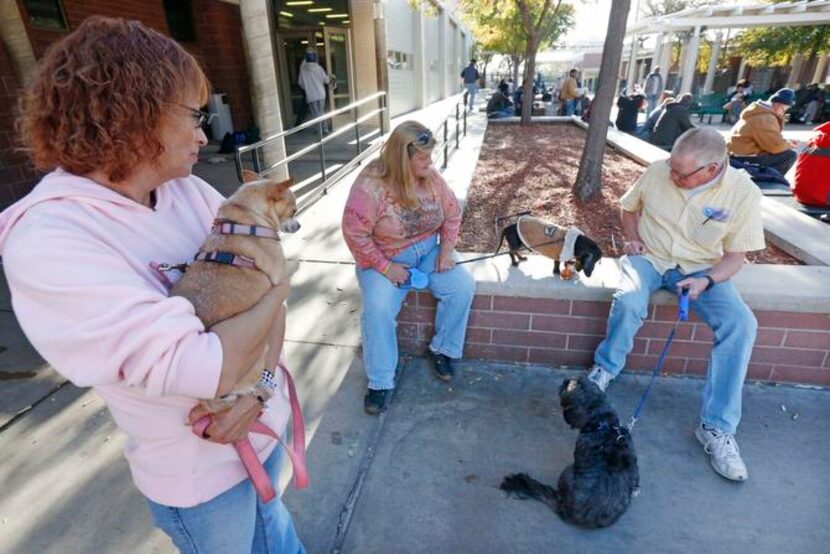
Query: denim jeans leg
594 256 663 376
466 83 477 109
357 265 410 390
147 447 304 554
565 99 576 116
688 280 757 434
416 245 475 359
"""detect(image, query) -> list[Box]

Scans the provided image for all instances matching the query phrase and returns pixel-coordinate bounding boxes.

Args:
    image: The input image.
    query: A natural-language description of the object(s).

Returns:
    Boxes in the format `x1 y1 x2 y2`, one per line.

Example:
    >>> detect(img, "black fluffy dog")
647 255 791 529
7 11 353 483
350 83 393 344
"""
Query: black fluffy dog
501 376 639 528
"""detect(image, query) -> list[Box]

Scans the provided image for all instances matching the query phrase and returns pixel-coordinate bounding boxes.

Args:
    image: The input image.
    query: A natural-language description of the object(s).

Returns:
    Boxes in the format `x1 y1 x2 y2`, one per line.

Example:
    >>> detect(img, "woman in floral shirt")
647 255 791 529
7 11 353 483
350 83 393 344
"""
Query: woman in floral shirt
342 121 475 414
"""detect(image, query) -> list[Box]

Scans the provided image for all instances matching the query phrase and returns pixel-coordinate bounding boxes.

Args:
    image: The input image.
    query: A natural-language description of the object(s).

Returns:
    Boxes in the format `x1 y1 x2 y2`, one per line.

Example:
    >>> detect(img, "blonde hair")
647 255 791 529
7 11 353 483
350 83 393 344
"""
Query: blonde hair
376 120 436 208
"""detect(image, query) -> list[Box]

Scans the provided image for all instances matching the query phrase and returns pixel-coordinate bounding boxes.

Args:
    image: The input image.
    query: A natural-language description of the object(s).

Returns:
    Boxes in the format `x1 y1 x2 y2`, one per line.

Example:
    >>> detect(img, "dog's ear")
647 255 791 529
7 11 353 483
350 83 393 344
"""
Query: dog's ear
241 169 262 183
579 251 598 278
265 178 294 201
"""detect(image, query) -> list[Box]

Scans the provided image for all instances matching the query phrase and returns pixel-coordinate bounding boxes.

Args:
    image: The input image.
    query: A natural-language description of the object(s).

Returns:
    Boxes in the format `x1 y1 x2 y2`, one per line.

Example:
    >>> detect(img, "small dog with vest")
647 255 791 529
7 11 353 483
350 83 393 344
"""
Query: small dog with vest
495 214 602 279
500 376 639 528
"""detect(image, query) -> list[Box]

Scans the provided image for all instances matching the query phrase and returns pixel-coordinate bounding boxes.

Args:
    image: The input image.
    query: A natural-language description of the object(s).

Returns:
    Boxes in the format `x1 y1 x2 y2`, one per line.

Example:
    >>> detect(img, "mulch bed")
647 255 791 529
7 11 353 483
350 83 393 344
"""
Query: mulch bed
457 124 800 265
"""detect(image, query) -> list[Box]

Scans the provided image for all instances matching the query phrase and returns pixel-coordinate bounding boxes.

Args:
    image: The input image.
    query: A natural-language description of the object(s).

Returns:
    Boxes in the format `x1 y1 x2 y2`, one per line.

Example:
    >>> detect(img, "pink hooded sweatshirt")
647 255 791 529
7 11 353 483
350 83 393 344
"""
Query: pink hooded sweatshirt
0 169 290 507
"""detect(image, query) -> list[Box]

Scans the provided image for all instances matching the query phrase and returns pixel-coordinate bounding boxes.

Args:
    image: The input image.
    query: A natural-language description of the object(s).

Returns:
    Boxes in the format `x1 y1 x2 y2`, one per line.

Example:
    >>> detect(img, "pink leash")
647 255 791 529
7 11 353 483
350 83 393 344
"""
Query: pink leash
192 362 309 503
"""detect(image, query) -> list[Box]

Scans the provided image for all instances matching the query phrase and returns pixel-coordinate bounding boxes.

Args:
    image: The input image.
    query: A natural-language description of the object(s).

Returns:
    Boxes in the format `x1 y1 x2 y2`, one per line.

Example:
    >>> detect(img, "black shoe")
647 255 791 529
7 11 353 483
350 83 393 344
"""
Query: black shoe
364 388 392 415
429 350 456 382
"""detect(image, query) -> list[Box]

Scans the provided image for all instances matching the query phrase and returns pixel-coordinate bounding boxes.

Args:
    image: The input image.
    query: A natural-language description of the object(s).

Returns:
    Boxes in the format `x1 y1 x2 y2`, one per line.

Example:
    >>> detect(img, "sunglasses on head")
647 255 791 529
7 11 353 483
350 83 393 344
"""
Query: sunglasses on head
412 130 432 147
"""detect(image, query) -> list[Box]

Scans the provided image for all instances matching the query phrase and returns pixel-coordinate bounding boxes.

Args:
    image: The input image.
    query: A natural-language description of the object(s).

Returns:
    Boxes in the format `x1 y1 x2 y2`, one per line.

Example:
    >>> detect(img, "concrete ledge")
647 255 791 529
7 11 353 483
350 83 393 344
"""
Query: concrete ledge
457 254 830 314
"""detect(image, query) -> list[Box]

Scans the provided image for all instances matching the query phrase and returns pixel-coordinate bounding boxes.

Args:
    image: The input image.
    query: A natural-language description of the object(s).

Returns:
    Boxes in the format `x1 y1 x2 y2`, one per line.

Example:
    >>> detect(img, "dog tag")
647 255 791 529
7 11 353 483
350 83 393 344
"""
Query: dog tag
678 288 690 321
401 268 429 290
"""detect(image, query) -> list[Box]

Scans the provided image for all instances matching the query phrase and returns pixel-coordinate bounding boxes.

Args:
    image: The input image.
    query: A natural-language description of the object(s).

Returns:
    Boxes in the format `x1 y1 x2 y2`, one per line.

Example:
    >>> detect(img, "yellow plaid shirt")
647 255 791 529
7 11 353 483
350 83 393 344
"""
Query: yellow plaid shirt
620 162 766 274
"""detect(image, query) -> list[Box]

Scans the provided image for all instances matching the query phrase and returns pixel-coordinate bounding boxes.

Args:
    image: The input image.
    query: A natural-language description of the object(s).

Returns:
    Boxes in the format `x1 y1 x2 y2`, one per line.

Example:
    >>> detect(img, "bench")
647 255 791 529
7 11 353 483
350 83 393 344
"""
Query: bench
691 93 728 124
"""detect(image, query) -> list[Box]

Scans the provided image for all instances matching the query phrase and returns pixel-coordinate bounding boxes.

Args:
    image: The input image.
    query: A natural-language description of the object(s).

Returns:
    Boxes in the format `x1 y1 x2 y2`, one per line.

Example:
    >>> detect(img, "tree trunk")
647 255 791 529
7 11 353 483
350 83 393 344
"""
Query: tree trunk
572 0 631 201
521 36 538 124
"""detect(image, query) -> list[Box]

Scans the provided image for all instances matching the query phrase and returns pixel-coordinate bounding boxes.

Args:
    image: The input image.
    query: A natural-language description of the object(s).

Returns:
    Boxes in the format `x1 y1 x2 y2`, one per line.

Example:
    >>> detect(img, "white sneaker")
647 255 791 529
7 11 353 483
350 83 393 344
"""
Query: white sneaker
695 423 749 481
587 365 614 392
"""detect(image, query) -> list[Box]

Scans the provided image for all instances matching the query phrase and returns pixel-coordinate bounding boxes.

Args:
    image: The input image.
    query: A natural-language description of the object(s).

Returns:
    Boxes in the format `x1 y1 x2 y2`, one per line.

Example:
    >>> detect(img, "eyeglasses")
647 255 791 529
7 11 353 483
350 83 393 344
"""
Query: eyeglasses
665 159 716 181
179 105 215 128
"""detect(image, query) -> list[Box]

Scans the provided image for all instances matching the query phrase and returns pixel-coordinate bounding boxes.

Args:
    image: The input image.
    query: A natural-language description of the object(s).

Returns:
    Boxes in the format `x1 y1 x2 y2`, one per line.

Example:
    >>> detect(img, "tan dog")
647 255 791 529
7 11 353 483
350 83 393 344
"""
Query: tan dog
171 169 300 409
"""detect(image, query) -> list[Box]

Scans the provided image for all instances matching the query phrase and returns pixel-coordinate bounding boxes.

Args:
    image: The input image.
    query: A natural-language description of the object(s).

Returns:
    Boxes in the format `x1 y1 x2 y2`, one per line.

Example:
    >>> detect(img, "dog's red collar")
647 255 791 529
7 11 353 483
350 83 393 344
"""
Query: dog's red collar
212 219 280 240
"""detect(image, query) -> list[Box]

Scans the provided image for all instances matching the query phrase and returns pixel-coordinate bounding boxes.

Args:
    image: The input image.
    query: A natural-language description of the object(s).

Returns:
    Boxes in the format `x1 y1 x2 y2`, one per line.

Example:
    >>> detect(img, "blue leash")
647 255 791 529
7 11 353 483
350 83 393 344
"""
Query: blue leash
625 289 690 431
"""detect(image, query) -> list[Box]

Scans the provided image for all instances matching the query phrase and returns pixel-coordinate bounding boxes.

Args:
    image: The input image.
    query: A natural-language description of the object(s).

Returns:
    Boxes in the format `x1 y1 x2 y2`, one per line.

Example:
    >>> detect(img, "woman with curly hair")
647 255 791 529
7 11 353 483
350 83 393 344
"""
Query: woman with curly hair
341 121 475 414
0 17 304 553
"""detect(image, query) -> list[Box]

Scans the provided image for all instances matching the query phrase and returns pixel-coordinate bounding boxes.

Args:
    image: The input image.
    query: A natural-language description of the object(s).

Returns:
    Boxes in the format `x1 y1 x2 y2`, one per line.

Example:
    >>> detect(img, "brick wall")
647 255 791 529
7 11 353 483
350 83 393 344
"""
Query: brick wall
0 40 37 207
398 292 830 386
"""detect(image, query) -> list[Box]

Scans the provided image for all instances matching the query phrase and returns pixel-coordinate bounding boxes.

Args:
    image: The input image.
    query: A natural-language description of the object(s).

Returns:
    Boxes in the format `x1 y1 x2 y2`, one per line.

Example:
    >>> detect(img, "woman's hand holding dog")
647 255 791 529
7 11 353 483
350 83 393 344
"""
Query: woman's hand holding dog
435 247 456 273
385 262 410 286
187 393 263 444
623 240 648 256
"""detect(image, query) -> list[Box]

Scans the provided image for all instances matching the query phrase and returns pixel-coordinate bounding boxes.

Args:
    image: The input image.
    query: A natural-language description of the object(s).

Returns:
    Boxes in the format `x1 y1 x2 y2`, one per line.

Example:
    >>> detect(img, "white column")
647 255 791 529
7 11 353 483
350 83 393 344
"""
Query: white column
659 33 672 90
240 0 287 180
679 25 701 95
703 31 722 94
438 8 447 97
788 53 804 88
652 33 664 76
737 57 748 81
414 2 427 108
813 54 828 84
626 35 638 90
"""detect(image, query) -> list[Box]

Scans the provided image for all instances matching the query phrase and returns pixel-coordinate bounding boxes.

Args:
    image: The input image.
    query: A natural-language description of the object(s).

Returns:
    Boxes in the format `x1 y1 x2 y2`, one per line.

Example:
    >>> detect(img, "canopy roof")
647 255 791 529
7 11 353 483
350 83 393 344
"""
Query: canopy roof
626 0 830 35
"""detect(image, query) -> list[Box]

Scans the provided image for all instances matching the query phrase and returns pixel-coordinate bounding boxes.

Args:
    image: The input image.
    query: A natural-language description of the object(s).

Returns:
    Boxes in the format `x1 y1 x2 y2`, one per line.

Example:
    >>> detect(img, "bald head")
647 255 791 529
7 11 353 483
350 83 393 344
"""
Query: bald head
672 127 726 167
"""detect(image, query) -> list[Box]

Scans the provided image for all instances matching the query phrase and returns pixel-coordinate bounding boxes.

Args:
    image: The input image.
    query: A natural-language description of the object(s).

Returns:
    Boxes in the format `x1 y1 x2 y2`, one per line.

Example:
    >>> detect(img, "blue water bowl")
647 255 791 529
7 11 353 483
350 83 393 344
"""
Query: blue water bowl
401 268 429 290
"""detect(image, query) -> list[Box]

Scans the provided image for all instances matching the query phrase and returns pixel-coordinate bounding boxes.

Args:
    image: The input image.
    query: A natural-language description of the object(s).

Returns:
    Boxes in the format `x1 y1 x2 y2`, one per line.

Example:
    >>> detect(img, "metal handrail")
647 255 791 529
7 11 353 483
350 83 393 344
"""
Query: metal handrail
233 91 387 183
431 100 468 171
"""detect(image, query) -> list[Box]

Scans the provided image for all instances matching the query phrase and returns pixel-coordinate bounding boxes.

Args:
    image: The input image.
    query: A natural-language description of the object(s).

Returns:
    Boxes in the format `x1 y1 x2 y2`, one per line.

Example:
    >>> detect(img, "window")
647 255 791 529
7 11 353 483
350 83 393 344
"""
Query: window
163 0 196 42
22 0 68 30
386 50 413 71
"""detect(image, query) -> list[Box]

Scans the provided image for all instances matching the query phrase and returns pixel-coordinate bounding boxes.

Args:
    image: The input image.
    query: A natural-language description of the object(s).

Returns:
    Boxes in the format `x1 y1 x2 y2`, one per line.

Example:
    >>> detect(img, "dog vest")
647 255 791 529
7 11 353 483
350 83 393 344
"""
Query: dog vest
515 216 584 262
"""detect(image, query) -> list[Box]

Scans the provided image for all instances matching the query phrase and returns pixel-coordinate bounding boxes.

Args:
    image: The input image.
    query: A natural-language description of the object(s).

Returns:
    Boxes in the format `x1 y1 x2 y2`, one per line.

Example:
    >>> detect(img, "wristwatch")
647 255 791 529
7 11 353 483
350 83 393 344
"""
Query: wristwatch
703 275 716 291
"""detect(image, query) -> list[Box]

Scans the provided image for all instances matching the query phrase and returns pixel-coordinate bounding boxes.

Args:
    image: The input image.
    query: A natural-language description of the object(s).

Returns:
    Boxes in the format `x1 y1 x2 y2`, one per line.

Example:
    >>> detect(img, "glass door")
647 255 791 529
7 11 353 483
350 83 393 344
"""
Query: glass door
323 26 354 112
278 30 317 128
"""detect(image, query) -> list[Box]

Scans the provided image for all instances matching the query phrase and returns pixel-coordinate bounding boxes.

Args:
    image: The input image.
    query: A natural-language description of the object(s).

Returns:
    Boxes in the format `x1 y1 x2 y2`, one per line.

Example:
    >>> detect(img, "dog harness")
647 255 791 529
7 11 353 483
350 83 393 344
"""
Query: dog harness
150 219 281 287
515 215 585 263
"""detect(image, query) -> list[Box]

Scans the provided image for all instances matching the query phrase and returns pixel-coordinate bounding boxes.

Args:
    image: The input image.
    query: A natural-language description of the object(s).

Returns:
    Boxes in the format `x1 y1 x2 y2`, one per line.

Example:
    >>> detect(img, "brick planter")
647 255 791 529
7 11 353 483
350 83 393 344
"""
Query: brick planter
396 273 830 387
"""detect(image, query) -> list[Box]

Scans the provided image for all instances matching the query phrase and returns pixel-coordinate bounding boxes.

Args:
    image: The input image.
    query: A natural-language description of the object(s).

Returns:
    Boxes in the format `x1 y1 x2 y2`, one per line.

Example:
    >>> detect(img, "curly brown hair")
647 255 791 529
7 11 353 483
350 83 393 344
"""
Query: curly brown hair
17 16 210 183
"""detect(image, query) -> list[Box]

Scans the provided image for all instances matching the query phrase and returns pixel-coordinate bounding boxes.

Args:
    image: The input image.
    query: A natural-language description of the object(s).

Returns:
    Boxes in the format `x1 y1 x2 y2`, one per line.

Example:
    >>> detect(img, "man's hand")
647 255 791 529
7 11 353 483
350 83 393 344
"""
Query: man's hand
623 240 648 256
675 276 709 301
384 263 410 286
187 394 262 444
435 248 456 273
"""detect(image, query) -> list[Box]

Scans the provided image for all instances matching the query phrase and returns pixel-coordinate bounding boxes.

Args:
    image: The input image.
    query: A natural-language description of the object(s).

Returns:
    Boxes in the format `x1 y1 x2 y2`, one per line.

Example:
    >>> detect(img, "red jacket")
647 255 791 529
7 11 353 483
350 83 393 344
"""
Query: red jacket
793 121 830 207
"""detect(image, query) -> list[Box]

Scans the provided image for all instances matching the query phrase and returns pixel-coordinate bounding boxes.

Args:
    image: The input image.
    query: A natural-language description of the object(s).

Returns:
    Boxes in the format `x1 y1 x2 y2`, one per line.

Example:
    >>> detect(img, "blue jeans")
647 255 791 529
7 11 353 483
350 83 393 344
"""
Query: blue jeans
564 99 577 116
357 234 475 390
465 83 478 110
594 255 757 433
147 447 305 554
487 108 514 119
647 94 659 114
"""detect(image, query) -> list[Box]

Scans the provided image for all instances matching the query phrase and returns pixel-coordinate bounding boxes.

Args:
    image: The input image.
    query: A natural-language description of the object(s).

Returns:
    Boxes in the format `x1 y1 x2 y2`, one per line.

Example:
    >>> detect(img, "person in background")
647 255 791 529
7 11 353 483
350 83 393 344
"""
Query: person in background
341 121 475 415
461 59 481 113
615 92 646 135
650 93 695 151
792 121 830 207
723 83 749 125
298 48 332 134
798 84 825 126
644 66 664 114
637 95 674 142
589 127 765 483
727 88 798 176
0 17 304 552
487 81 514 119
560 68 580 116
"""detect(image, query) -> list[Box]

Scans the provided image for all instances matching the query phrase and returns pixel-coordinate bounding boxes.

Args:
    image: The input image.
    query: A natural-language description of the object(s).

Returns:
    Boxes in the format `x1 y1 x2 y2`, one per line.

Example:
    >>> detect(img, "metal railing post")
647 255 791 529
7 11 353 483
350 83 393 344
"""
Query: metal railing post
252 148 262 174
463 104 467 137
354 106 361 155
318 123 327 184
455 103 460 150
379 95 386 136
442 119 448 170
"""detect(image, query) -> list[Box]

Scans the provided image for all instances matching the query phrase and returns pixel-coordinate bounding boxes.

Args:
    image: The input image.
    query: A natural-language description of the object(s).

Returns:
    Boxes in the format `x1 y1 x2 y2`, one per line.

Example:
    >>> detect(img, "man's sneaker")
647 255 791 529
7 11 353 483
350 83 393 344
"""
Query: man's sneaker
695 423 749 481
364 388 392 415
587 365 614 392
428 350 456 382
